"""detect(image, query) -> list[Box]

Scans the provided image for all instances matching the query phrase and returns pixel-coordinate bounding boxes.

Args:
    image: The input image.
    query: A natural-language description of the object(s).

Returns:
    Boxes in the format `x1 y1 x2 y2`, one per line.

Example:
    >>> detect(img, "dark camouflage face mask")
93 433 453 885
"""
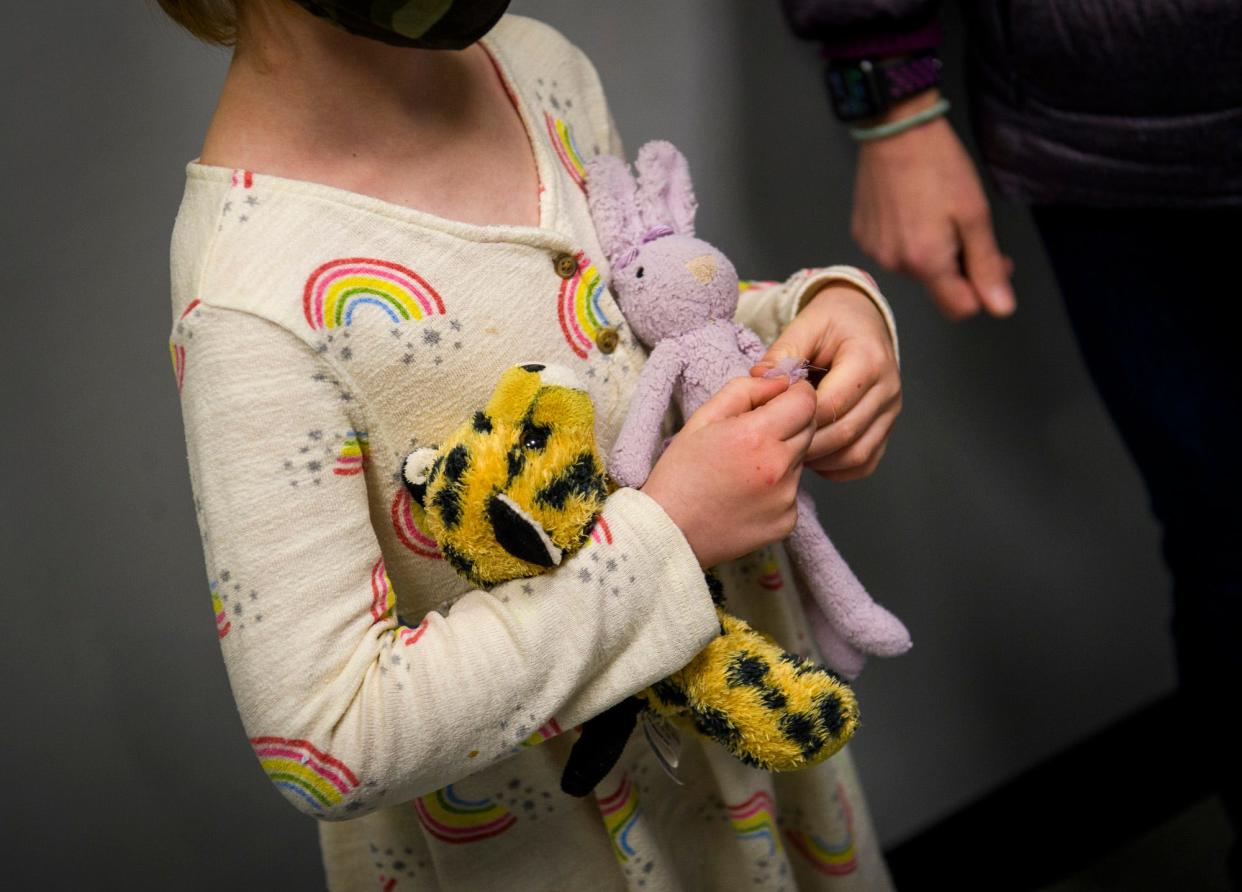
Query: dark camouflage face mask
290 0 512 49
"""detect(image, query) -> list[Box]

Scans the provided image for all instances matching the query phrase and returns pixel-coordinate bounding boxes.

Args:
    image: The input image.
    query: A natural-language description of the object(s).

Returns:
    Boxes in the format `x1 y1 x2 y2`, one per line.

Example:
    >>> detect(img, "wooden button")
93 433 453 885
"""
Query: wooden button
554 253 578 279
595 327 620 354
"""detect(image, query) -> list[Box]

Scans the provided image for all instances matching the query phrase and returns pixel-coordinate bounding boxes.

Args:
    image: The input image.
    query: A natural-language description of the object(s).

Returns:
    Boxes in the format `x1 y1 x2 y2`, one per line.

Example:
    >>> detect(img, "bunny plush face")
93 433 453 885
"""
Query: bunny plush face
586 142 740 348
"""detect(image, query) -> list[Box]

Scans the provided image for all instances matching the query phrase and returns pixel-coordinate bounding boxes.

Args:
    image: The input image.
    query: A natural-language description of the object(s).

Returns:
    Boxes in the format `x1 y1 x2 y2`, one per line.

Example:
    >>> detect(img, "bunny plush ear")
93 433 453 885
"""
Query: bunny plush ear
585 153 644 265
634 141 698 236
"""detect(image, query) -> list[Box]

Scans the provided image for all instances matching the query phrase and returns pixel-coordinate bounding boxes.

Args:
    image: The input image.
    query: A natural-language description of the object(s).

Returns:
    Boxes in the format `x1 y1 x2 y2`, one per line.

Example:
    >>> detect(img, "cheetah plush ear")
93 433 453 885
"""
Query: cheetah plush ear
489 493 563 568
634 140 697 237
585 153 644 266
402 447 438 507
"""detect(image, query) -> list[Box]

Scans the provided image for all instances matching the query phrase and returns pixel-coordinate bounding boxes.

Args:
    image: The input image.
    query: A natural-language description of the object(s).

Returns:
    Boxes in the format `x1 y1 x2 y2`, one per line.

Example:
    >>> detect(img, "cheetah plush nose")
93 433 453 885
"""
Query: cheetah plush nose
686 254 717 283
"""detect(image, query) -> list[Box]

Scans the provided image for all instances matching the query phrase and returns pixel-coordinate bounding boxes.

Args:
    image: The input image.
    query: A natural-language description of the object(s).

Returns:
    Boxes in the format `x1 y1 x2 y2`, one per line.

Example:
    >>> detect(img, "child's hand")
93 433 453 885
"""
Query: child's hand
641 375 816 569
750 284 901 482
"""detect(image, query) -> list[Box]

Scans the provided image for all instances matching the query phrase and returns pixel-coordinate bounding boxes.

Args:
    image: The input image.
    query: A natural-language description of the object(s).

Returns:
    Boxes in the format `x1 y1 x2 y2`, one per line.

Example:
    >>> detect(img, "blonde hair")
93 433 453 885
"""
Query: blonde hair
154 0 241 46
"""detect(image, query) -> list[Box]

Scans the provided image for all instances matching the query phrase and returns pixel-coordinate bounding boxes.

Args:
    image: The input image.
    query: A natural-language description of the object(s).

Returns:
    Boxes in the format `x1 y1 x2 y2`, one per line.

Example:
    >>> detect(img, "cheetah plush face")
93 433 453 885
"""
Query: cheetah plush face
403 363 608 588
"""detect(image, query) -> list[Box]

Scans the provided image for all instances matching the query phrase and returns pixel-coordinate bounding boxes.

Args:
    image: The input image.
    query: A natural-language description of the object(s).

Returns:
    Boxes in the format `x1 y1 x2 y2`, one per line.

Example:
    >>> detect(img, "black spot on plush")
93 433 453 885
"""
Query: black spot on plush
649 678 689 708
815 692 848 738
519 363 545 372
443 444 469 481
780 712 823 759
434 485 461 529
760 687 788 711
726 653 769 689
536 453 605 509
403 476 427 507
505 445 525 483
471 411 492 433
691 704 740 747
441 544 474 581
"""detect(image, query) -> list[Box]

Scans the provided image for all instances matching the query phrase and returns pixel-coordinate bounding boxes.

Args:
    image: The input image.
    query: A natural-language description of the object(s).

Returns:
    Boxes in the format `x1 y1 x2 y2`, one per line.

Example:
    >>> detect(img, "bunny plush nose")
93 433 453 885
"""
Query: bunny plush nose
686 254 717 284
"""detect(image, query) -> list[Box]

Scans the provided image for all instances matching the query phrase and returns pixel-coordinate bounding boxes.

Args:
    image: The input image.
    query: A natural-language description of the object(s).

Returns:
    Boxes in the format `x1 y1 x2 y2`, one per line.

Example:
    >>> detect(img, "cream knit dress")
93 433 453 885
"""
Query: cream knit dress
170 15 896 891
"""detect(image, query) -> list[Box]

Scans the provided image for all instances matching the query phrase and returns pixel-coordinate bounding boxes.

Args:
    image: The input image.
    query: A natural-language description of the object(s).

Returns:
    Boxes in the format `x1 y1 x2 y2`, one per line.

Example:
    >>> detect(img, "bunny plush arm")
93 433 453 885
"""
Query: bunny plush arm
610 341 687 489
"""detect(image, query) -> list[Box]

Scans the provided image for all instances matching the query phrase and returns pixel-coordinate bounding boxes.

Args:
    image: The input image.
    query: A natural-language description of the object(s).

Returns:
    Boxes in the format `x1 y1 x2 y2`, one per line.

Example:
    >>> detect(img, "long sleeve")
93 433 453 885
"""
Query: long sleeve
733 265 900 362
177 303 719 820
780 0 942 57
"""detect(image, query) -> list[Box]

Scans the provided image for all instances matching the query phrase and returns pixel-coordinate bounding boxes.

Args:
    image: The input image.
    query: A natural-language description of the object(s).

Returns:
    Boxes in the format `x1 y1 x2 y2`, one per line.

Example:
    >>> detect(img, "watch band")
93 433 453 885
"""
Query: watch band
825 51 942 123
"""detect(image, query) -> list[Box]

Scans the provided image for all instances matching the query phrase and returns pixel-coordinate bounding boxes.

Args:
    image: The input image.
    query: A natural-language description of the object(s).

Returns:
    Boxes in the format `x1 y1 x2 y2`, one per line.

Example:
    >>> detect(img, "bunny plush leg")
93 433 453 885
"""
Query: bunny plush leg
799 586 868 680
785 491 912 668
641 608 858 772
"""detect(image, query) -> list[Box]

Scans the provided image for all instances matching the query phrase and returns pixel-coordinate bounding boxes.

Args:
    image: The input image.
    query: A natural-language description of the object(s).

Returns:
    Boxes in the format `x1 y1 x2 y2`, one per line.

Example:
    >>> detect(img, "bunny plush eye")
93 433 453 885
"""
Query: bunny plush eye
635 267 644 278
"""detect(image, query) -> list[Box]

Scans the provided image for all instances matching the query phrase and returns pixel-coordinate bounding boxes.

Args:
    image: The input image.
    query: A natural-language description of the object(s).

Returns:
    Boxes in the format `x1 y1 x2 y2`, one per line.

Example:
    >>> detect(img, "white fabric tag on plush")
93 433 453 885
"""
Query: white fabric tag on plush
641 713 683 785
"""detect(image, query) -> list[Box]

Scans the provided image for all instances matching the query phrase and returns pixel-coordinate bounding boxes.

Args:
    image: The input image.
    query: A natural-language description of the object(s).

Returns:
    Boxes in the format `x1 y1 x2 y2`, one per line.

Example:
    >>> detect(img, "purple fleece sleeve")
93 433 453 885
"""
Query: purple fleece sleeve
779 0 942 59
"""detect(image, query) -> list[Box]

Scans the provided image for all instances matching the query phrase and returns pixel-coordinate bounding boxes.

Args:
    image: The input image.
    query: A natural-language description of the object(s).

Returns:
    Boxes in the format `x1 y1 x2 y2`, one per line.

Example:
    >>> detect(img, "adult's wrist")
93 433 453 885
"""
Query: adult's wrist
859 87 944 127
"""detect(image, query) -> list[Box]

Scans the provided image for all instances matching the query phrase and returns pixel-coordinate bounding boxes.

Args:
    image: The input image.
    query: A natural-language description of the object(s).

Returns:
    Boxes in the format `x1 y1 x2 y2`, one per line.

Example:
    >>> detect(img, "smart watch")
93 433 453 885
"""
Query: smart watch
825 52 942 122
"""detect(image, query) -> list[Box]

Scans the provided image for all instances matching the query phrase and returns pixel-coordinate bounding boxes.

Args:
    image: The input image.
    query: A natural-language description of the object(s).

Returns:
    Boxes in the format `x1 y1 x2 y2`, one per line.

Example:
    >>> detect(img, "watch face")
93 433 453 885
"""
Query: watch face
827 61 884 122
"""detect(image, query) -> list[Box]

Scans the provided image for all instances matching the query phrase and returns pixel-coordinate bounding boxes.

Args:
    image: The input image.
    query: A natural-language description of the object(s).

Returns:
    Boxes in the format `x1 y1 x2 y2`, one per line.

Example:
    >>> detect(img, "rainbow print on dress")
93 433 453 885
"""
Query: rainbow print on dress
758 552 784 590
519 717 562 747
415 785 517 844
210 580 231 639
334 430 369 476
169 341 187 393
589 516 613 546
251 736 359 814
557 251 614 359
391 488 442 559
598 773 642 863
727 790 783 858
169 298 200 393
370 557 395 623
544 112 586 191
394 616 429 647
783 784 858 876
303 257 445 330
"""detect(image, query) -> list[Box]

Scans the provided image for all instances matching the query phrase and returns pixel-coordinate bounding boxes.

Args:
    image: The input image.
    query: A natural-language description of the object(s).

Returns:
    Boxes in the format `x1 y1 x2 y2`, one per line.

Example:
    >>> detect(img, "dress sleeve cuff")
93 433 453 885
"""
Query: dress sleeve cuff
783 265 901 365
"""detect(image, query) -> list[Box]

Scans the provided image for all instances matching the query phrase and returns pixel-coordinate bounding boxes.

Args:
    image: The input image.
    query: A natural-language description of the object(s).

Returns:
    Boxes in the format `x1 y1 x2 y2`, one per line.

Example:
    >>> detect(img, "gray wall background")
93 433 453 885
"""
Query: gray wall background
3 1 1174 888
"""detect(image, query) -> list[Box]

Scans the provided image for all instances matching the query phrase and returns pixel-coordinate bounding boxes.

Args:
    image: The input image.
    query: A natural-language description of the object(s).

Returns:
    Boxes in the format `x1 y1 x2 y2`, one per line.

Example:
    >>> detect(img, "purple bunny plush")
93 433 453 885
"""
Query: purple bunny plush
587 141 911 677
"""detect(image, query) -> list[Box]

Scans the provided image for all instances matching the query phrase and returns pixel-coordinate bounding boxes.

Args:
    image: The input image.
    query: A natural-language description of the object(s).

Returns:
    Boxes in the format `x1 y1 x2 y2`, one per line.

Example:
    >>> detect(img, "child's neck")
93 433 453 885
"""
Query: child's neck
200 6 540 228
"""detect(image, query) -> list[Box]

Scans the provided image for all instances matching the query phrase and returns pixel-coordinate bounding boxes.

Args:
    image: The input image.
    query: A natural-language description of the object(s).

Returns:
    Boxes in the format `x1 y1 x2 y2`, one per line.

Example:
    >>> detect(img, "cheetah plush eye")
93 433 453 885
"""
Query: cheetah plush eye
522 422 551 451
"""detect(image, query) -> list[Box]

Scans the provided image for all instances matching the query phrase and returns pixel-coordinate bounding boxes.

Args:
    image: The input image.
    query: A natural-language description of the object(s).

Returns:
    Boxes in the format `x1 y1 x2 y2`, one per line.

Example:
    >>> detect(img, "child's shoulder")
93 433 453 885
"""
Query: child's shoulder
487 14 595 76
487 16 612 114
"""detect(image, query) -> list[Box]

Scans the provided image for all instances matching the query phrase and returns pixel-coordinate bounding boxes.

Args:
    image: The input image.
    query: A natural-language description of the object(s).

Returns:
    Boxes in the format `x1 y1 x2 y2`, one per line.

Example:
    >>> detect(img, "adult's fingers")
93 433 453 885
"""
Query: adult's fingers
959 213 1016 317
927 270 983 321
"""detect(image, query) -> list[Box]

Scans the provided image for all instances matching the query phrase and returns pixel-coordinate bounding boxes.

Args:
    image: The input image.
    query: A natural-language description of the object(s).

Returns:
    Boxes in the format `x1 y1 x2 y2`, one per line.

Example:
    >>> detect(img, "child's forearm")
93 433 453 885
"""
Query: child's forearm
179 304 718 819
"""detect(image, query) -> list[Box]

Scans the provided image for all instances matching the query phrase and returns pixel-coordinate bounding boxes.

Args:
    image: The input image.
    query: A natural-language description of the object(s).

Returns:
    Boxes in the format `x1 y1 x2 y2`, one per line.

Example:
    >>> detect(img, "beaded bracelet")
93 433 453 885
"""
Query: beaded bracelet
847 97 951 142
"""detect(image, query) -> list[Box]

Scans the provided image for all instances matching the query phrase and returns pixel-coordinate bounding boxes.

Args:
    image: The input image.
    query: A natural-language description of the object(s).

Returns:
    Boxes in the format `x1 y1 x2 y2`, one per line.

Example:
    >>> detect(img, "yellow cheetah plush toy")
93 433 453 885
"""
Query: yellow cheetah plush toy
402 362 859 795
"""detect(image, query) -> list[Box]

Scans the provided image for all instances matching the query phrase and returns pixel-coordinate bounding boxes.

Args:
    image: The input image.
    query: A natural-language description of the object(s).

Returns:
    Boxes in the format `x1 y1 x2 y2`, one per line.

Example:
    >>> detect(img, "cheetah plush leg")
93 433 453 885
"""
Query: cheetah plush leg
560 696 644 797
785 491 911 676
640 608 859 772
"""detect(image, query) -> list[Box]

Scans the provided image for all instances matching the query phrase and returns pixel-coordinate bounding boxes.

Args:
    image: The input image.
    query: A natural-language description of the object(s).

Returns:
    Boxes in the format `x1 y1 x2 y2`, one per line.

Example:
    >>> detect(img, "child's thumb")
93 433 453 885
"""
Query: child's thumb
683 375 787 432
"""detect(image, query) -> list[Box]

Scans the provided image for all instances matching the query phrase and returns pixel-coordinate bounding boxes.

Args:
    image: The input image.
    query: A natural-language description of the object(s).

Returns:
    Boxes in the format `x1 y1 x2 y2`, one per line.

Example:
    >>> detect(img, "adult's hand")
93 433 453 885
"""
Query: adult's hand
851 90 1016 320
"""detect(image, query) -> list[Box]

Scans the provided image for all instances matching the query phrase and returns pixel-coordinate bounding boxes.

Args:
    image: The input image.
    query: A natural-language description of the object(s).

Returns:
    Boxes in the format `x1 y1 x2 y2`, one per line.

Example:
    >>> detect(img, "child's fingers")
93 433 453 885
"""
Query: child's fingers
808 393 899 475
748 380 818 442
682 375 788 432
811 343 887 431
807 382 899 462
